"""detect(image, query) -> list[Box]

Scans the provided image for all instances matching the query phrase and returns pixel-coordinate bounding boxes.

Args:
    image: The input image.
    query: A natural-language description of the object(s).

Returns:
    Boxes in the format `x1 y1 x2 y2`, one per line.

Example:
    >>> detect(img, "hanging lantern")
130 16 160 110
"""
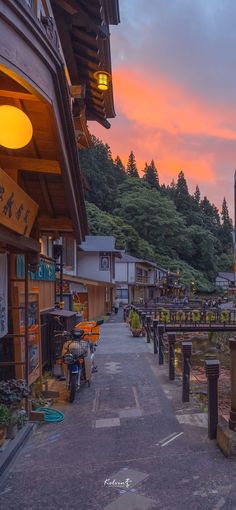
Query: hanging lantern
0 105 33 149
94 71 110 91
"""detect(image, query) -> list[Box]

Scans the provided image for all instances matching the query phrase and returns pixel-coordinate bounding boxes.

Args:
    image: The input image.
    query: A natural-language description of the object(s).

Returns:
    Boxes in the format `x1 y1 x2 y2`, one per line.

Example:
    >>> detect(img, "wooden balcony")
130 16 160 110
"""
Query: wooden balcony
136 275 155 285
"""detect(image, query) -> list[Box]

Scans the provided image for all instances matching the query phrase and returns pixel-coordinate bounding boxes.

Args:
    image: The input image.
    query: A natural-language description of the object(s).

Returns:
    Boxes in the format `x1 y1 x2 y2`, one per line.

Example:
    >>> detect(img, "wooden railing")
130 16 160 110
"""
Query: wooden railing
128 305 236 329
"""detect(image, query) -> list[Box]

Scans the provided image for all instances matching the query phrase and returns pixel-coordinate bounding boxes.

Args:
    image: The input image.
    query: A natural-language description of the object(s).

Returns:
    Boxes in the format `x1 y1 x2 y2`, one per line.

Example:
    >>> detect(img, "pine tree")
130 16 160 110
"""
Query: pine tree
126 151 139 178
220 197 233 248
114 156 126 184
143 160 160 189
174 171 190 214
194 185 201 204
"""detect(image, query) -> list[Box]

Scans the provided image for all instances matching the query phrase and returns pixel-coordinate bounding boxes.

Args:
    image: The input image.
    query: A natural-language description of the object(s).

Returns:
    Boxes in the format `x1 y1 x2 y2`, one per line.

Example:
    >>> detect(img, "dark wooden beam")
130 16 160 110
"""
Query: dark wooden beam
52 0 79 15
52 4 79 84
0 224 39 253
0 90 39 101
39 175 55 217
0 155 61 174
38 216 73 231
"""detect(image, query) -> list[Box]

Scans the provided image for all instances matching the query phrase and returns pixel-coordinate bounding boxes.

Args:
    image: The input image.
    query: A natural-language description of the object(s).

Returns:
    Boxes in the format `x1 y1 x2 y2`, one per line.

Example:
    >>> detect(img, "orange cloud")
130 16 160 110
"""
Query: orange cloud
89 65 236 207
113 67 236 141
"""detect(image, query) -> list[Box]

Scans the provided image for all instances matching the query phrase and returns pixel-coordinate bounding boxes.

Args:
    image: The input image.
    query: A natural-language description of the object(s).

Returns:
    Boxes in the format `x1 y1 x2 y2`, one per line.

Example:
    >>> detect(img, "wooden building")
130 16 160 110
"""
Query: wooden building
0 0 120 383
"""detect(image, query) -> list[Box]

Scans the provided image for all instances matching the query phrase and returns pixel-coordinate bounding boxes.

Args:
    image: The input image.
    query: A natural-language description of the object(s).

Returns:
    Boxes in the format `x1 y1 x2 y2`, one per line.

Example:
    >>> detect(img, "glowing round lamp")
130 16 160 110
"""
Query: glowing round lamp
0 105 33 149
94 71 110 91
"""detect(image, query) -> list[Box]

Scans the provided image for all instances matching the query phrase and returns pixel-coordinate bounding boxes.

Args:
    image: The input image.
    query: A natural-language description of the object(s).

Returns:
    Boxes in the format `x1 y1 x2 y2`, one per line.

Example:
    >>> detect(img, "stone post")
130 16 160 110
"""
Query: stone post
168 333 176 381
182 341 192 402
153 319 158 354
205 359 220 439
146 315 151 343
158 324 165 365
229 339 236 431
141 312 146 330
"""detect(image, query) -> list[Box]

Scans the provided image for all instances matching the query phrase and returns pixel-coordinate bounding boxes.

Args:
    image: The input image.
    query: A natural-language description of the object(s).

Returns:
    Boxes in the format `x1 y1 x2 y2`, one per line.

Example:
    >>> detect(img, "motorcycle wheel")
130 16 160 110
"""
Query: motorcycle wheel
69 373 77 403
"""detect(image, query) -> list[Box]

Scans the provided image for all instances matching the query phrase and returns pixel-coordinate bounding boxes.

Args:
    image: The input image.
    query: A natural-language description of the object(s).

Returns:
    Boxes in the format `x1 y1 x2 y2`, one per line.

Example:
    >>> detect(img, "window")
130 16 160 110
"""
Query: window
117 289 128 299
62 238 75 269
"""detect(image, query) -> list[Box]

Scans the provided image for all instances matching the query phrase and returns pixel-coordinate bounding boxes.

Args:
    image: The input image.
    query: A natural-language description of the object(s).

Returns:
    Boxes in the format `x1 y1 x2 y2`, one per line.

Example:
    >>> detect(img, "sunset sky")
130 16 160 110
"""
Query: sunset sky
90 0 236 215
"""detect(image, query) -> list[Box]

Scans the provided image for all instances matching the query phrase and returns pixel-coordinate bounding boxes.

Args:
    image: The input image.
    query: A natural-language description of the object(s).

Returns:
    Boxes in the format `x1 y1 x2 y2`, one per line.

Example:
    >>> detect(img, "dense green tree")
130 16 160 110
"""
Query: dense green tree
80 137 233 290
193 185 201 204
174 171 190 215
114 156 126 184
142 160 160 189
86 202 156 259
126 151 139 178
220 197 233 248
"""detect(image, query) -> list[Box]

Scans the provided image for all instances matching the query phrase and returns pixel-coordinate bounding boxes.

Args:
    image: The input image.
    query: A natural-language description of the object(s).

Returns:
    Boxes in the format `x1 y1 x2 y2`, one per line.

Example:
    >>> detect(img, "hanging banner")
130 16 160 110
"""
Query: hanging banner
0 168 38 237
0 253 7 338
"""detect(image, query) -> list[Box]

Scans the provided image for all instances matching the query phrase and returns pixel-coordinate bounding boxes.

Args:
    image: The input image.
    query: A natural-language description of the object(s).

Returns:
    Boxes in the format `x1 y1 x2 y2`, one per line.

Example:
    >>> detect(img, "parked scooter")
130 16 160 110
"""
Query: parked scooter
54 320 103 402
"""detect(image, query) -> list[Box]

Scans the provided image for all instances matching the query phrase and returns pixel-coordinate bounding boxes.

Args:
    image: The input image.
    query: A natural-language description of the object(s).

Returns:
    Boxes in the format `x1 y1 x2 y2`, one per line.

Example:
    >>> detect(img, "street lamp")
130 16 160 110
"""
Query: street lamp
0 105 33 149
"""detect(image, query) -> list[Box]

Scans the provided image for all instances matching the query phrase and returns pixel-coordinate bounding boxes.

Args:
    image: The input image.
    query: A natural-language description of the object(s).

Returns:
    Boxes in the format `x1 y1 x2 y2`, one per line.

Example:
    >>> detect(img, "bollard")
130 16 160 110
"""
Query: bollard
153 319 158 354
205 359 220 439
158 325 165 365
182 341 192 402
146 315 151 343
168 333 176 380
123 306 128 322
229 339 236 431
141 312 146 330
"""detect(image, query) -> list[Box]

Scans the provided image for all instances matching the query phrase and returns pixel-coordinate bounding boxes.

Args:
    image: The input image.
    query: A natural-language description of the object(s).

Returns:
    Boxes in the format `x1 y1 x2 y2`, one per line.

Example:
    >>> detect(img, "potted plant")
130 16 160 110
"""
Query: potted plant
0 404 10 446
16 409 27 430
220 310 229 324
130 312 143 337
159 309 170 323
176 310 184 323
0 379 29 407
7 412 18 440
206 311 215 323
192 310 200 323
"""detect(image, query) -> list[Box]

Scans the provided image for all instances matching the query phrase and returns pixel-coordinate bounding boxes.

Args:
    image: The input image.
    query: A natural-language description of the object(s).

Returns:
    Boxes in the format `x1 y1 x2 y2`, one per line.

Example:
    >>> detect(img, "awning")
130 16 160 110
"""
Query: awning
60 273 115 288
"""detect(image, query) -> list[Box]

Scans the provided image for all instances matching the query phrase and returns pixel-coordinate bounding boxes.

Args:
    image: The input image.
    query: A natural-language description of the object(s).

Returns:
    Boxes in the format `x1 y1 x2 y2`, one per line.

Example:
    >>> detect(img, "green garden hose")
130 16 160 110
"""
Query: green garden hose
36 407 64 423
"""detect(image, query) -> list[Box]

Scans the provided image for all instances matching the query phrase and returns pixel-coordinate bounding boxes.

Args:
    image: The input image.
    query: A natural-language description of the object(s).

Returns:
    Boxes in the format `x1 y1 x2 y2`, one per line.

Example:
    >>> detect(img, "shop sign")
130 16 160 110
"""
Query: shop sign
17 255 56 281
0 168 38 237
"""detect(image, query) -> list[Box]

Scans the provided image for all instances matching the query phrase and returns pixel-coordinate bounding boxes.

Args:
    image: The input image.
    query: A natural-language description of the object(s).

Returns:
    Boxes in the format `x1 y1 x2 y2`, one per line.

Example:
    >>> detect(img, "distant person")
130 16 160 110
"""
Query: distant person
113 297 119 314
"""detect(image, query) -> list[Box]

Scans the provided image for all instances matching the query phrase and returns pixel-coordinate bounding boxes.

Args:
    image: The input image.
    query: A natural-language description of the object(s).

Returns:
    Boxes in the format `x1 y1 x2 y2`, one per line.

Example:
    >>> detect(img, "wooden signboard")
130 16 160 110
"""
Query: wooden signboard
0 168 38 237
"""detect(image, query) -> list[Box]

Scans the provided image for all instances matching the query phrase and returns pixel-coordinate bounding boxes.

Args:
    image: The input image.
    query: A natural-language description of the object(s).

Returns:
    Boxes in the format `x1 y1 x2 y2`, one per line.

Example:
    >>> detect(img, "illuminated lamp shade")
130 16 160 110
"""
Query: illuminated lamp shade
0 105 33 149
94 71 110 91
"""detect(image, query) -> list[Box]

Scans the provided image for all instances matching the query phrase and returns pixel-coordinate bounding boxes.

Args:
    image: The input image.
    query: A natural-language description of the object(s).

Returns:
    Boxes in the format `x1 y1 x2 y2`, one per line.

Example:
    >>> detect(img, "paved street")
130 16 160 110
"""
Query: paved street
1 317 236 510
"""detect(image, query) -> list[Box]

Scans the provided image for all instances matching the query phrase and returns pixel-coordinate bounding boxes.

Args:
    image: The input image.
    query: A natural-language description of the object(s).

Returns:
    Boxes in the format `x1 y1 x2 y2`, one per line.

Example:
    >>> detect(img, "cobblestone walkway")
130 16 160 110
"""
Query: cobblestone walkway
0 319 236 509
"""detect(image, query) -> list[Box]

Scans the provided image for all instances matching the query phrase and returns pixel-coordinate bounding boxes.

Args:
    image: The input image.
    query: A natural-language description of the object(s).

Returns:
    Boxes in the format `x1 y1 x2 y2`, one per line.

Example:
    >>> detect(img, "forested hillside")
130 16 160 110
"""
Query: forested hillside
80 137 233 292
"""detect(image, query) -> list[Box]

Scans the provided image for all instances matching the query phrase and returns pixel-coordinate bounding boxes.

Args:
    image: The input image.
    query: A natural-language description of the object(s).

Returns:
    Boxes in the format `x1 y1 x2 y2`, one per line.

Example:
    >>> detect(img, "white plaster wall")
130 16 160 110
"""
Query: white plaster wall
115 262 128 282
77 252 111 282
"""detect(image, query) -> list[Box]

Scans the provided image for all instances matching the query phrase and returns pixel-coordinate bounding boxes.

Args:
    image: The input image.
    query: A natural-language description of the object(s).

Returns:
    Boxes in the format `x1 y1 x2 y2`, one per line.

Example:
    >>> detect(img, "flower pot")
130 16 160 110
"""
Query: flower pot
0 427 6 447
131 329 142 337
7 424 18 440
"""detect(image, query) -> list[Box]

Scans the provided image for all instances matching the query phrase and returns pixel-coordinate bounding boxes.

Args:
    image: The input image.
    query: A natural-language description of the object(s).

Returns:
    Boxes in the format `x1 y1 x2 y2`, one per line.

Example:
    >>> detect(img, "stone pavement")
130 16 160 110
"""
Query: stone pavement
1 319 236 509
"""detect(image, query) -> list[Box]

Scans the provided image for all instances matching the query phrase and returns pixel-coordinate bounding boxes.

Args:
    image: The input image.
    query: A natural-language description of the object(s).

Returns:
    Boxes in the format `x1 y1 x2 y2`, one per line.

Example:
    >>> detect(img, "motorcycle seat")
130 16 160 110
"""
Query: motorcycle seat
71 329 84 340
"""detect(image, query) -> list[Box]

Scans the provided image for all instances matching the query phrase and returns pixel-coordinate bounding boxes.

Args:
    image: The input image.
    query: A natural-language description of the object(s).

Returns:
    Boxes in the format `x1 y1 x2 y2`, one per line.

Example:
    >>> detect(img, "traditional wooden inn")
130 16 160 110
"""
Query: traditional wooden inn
0 0 120 384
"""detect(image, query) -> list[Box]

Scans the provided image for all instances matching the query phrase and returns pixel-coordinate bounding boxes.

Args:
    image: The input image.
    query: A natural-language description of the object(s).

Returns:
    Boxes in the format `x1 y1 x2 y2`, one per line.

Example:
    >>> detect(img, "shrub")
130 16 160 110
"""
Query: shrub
0 404 10 427
130 312 141 330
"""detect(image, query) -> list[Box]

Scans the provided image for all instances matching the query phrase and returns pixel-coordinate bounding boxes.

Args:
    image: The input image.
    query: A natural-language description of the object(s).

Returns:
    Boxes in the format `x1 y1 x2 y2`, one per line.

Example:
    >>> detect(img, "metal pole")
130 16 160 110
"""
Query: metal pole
168 333 176 380
182 341 192 402
205 359 220 439
146 315 151 343
60 249 63 306
153 319 158 354
24 254 29 386
229 339 236 431
158 324 165 365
